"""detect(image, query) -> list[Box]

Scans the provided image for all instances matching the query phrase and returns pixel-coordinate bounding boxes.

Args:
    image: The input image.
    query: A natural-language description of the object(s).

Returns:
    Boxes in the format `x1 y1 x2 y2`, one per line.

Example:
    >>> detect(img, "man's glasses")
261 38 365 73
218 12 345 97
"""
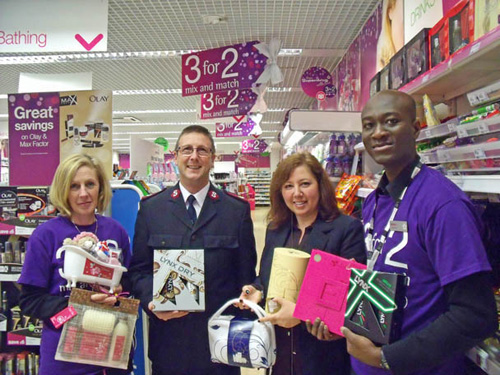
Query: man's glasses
176 145 212 157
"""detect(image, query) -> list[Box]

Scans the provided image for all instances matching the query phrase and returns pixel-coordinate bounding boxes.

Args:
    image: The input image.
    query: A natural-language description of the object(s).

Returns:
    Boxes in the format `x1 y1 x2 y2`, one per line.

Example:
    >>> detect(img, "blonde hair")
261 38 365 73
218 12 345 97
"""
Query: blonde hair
376 0 397 70
49 154 111 217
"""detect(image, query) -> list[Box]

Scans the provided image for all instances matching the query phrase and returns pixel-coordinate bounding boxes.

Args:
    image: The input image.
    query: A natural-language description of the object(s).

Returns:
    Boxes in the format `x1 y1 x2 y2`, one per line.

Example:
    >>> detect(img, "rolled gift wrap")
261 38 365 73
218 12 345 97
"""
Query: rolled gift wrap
266 247 311 313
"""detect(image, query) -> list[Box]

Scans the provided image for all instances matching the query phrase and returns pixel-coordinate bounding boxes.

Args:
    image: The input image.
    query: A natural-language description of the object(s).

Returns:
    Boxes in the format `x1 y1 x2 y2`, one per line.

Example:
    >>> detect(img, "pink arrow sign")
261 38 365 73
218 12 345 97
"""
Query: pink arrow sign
75 34 104 51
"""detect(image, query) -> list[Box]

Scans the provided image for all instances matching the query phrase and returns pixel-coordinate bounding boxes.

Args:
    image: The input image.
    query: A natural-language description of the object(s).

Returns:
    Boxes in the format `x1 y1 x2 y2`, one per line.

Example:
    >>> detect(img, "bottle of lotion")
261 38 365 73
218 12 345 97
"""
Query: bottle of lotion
109 319 129 362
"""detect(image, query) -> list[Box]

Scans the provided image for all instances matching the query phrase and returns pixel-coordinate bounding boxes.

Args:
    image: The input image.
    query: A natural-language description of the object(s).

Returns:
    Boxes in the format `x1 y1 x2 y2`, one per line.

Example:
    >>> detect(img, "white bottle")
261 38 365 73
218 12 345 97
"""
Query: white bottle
108 319 129 363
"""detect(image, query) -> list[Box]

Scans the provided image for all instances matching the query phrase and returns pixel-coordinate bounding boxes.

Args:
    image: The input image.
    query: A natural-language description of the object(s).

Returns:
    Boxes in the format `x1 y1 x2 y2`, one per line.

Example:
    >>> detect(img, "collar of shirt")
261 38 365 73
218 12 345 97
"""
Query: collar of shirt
179 182 210 217
287 217 317 249
376 156 421 202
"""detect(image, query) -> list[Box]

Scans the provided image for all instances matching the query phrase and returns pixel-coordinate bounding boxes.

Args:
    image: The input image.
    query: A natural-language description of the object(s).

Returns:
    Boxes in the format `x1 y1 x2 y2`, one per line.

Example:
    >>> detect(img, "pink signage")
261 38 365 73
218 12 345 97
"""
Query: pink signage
200 89 257 119
216 117 255 138
301 67 332 98
182 41 266 97
8 92 60 186
238 154 270 168
241 139 267 154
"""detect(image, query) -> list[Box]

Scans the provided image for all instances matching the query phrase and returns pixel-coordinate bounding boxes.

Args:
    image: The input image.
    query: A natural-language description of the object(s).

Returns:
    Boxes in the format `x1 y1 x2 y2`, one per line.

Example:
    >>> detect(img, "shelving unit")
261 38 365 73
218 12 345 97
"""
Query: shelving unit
466 346 500 375
246 170 271 206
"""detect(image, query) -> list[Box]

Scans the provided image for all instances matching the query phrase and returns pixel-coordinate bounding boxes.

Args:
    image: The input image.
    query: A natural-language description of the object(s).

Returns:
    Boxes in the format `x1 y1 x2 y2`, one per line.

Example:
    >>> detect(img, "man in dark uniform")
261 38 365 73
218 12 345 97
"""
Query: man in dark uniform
129 125 257 375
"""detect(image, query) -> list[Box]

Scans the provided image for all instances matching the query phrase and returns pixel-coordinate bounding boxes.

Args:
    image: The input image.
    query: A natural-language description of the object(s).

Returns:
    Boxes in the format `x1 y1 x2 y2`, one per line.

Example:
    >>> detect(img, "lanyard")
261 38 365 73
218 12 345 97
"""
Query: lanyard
366 163 422 271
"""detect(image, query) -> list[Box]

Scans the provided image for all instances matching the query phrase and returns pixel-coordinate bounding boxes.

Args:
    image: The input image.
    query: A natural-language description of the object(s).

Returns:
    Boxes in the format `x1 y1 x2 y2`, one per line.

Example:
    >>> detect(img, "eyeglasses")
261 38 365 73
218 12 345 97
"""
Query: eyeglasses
176 145 212 157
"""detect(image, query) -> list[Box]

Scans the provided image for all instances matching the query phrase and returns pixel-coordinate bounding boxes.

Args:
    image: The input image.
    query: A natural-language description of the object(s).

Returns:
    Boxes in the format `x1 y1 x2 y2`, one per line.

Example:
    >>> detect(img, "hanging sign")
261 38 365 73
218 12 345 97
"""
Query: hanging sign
0 0 108 53
182 41 267 96
301 67 332 98
200 89 257 119
241 139 268 154
216 117 255 138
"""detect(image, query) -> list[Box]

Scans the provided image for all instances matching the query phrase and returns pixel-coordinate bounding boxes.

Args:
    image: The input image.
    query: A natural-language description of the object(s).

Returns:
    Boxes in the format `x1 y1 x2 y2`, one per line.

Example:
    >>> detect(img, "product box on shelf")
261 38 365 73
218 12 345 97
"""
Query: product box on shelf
7 306 42 346
448 0 474 55
15 186 57 235
474 0 500 40
369 72 380 97
389 47 407 90
405 28 430 82
379 64 391 91
344 268 407 345
152 249 205 312
430 16 449 68
0 187 17 235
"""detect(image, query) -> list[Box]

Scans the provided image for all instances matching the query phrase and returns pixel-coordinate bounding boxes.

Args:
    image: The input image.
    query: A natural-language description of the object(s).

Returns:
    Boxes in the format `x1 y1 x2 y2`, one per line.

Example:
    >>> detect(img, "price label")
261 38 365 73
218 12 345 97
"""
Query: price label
422 75 429 83
447 123 457 132
478 122 489 134
474 148 486 159
457 128 468 138
182 41 266 96
469 42 481 56
420 155 430 164
475 347 489 372
424 129 431 138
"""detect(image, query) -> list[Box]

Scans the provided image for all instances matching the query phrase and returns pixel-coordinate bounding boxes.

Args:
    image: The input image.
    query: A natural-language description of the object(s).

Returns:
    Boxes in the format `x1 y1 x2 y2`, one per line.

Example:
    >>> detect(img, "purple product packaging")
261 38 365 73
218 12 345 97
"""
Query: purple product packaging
379 64 391 91
405 28 430 82
389 47 407 90
369 72 380 97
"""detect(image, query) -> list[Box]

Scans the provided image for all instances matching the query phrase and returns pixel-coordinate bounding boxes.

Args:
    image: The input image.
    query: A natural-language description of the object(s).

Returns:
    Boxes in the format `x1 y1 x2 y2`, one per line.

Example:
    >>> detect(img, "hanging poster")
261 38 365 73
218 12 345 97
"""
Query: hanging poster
301 67 333 98
200 89 257 119
241 139 268 154
360 4 382 107
216 117 255 138
8 92 60 186
182 41 267 96
59 90 113 180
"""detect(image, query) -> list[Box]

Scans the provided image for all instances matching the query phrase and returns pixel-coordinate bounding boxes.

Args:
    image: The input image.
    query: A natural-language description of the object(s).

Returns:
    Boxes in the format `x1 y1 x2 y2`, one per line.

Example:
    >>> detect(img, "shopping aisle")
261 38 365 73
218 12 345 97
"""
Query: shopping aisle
240 206 269 375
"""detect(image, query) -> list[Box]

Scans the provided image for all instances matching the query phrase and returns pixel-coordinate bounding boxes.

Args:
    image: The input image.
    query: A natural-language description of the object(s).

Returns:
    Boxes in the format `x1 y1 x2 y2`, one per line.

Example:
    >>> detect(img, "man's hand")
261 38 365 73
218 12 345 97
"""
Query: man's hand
90 284 124 306
306 318 343 341
341 326 382 368
234 285 262 309
148 301 189 321
259 297 300 328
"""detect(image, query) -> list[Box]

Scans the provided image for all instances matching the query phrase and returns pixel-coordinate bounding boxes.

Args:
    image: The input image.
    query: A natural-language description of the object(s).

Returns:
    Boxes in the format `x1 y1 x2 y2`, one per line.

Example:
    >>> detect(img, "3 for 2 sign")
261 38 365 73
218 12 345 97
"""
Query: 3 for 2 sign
241 139 267 154
182 41 266 97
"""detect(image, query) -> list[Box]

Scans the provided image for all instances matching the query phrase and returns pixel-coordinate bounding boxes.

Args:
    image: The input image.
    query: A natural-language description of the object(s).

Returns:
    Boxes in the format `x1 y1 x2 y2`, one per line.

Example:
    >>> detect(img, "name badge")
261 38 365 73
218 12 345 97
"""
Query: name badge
390 220 408 232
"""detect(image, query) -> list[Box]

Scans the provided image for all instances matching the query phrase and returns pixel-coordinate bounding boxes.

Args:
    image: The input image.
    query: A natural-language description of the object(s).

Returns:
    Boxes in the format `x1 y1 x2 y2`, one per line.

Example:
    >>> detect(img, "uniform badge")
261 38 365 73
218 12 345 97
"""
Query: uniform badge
209 190 219 200
171 189 180 199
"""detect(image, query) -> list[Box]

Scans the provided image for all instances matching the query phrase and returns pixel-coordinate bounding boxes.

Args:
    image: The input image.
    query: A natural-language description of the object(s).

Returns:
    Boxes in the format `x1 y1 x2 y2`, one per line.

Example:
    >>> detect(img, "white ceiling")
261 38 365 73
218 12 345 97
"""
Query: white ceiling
0 0 379 155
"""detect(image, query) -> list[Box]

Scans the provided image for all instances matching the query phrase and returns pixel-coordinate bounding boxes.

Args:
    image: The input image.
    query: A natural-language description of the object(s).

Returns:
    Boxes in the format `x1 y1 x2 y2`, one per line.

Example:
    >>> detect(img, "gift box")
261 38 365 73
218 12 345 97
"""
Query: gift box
344 268 407 345
293 250 366 336
379 64 391 91
474 0 500 40
389 47 407 90
55 289 139 369
369 73 380 97
448 0 474 55
430 17 449 68
152 249 205 311
266 247 310 313
405 28 430 82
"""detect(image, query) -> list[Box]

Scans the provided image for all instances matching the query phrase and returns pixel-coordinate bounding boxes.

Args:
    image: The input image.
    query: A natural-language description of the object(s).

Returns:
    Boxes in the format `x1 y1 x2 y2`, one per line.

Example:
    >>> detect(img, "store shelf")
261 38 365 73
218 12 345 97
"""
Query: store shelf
447 175 500 194
467 346 500 375
246 171 271 206
456 116 500 139
436 140 500 162
417 119 458 142
401 27 500 102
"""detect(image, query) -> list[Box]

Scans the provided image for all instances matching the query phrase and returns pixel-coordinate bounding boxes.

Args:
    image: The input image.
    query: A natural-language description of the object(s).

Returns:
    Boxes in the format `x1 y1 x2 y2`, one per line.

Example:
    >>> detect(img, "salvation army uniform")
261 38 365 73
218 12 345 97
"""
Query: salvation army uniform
352 160 493 375
129 183 257 375
257 215 366 375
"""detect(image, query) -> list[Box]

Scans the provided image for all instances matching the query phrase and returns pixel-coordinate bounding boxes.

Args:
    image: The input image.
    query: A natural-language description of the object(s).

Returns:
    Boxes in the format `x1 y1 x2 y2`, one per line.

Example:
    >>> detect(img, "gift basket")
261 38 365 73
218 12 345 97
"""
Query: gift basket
56 232 127 293
55 288 139 369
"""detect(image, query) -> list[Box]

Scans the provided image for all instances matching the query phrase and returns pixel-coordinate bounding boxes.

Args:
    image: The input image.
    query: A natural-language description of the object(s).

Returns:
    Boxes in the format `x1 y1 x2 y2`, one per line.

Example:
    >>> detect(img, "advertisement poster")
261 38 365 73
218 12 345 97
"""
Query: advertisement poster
301 67 332 98
200 89 257 119
339 36 361 111
241 139 268 154
216 117 255 138
360 4 382 107
59 90 113 180
8 92 60 186
404 0 444 43
182 41 266 96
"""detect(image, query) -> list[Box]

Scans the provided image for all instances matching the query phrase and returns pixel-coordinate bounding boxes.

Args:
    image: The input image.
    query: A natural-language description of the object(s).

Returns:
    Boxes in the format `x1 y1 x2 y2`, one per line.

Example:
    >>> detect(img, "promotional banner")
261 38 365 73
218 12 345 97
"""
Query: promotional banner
216 117 255 138
182 41 267 96
58 90 113 180
200 89 257 119
301 67 332 98
8 92 60 186
0 0 108 53
238 154 270 168
360 4 381 107
339 36 361 111
404 0 444 43
241 139 268 154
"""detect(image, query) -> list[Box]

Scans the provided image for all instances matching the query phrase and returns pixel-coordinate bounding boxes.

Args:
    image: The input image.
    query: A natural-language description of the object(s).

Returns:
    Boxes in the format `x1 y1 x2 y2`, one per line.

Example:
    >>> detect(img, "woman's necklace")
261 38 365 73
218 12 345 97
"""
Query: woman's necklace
72 217 99 235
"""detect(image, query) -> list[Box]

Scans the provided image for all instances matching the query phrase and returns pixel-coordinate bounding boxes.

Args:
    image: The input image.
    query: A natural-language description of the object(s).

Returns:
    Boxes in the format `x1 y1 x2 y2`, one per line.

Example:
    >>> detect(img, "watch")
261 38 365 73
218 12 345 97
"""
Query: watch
380 348 390 371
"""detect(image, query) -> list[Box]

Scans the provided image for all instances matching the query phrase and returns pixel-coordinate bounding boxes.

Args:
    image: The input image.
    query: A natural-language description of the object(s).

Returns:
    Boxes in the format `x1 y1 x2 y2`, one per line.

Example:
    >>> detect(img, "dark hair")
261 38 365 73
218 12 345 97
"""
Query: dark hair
267 152 340 229
175 125 215 153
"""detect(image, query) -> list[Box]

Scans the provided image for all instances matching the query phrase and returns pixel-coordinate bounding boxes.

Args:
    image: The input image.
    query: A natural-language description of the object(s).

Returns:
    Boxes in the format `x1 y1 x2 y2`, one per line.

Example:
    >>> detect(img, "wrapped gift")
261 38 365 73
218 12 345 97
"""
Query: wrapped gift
55 288 139 369
293 250 366 336
344 268 407 345
153 249 205 311
266 247 310 313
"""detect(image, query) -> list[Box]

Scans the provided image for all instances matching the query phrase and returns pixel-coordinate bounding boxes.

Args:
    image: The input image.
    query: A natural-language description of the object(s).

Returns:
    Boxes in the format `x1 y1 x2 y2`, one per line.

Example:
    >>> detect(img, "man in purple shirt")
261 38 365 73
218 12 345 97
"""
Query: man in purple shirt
339 90 497 375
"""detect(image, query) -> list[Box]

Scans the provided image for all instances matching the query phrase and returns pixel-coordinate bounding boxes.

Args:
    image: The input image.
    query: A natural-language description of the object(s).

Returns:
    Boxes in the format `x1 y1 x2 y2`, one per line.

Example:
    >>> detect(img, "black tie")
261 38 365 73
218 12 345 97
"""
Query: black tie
187 195 197 224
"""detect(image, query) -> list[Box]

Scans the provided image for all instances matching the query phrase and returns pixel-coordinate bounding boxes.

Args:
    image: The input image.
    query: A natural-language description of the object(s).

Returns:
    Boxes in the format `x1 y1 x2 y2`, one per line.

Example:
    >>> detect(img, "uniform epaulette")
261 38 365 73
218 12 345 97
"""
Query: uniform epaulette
224 191 247 202
141 190 162 201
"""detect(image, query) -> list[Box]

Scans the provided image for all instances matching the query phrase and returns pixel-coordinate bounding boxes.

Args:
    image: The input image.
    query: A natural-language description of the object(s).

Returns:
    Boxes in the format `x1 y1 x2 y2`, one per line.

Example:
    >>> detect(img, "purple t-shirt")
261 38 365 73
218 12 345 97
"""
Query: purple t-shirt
352 166 491 375
18 215 131 375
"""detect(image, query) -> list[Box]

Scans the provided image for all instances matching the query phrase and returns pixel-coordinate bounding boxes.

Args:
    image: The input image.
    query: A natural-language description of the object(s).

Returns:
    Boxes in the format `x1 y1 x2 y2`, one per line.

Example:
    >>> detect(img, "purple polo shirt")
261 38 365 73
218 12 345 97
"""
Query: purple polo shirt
352 165 491 375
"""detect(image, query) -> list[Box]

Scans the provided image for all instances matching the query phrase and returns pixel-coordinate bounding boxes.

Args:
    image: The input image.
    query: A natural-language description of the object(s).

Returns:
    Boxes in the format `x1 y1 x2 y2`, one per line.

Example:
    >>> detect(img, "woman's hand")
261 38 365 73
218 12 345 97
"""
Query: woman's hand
259 297 300 328
148 301 189 321
306 317 343 341
235 285 262 309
